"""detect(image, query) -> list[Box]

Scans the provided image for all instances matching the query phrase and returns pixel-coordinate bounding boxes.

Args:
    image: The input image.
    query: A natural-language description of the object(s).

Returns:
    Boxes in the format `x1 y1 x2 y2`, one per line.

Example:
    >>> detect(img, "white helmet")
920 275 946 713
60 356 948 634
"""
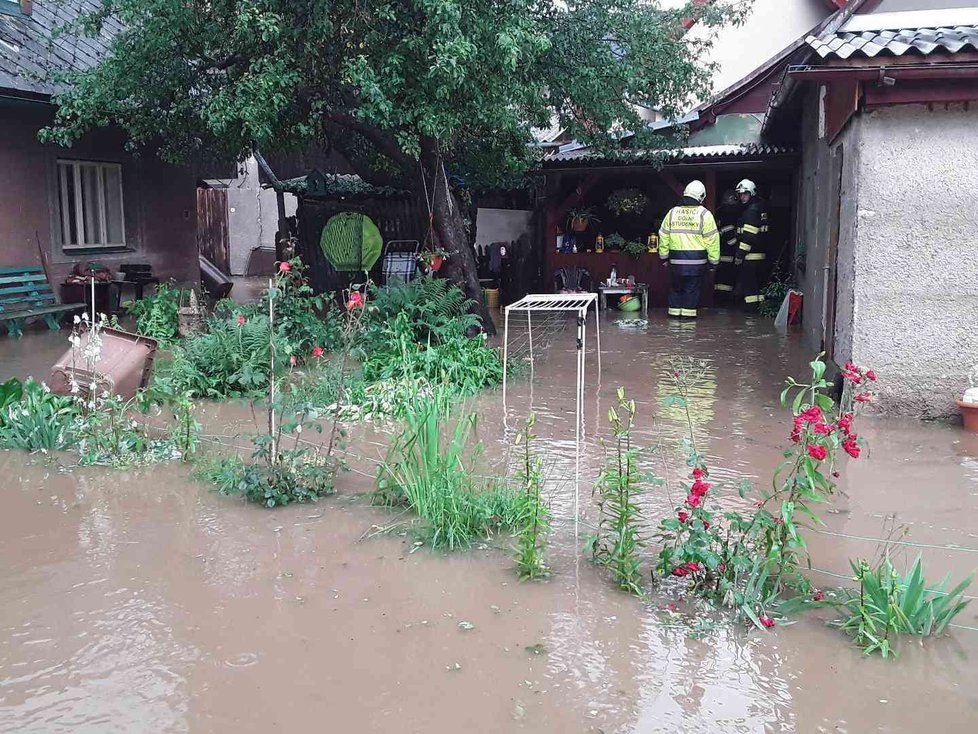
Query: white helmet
736 179 757 196
683 180 706 203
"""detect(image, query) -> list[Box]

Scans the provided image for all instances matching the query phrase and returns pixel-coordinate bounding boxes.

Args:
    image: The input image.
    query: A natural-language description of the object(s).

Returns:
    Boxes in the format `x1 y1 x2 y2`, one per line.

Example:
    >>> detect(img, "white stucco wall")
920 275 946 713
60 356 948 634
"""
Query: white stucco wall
225 156 298 275
849 104 978 417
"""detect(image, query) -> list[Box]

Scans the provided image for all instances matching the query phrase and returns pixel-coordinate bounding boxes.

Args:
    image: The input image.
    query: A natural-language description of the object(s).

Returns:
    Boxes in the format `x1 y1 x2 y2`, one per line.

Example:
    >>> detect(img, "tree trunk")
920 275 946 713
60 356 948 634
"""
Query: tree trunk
420 140 496 335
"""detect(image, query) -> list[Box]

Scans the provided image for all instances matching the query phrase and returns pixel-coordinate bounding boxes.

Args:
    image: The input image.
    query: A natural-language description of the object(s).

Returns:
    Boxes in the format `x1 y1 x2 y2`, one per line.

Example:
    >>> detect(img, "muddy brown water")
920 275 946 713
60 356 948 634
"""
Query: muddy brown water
2 313 978 732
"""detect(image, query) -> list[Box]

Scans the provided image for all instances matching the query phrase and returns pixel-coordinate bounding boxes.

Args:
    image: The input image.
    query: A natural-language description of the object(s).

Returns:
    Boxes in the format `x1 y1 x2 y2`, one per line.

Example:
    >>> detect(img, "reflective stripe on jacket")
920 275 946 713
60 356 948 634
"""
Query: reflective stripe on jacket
658 205 720 266
736 199 768 258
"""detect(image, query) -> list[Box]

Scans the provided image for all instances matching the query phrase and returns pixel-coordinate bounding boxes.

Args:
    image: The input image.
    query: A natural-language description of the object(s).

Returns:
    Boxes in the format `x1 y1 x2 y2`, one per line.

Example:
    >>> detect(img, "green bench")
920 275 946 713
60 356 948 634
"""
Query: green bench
0 266 86 338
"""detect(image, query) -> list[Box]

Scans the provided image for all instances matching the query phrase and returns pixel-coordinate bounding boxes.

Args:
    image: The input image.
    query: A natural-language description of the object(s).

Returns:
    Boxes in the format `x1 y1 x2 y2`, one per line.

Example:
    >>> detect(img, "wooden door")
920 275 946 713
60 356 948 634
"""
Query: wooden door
197 188 231 275
823 146 844 361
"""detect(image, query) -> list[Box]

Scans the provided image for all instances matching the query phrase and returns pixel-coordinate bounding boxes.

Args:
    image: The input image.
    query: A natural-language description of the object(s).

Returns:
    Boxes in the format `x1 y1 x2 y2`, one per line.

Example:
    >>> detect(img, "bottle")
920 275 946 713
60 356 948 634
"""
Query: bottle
595 234 605 254
610 265 618 286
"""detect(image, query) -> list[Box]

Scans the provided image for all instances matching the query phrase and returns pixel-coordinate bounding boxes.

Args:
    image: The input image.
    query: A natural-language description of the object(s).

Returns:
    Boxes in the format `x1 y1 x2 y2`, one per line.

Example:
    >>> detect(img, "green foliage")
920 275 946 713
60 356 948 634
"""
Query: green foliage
813 554 973 658
158 311 275 398
319 212 383 273
376 390 522 550
124 281 185 343
622 239 648 257
514 415 550 580
606 188 649 215
43 0 742 192
759 277 794 318
0 379 78 451
0 377 23 422
199 450 337 508
361 276 479 353
589 388 648 595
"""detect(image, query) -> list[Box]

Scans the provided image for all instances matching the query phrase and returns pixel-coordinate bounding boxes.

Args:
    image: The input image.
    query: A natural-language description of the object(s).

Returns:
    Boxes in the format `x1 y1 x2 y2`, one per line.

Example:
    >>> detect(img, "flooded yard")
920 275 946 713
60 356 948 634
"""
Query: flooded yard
1 312 977 732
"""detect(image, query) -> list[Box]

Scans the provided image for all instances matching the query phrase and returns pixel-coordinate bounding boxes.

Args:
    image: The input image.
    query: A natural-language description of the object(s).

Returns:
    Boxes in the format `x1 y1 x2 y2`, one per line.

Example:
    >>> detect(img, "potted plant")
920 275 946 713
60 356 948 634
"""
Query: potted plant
623 239 647 257
420 247 449 272
568 207 599 232
606 188 649 216
958 366 978 431
604 233 626 251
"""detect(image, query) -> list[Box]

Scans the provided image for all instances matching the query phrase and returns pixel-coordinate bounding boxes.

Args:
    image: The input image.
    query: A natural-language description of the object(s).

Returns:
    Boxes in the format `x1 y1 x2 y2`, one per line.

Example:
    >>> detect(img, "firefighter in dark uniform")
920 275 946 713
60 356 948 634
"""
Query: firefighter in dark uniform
713 189 740 302
658 180 720 319
734 179 769 310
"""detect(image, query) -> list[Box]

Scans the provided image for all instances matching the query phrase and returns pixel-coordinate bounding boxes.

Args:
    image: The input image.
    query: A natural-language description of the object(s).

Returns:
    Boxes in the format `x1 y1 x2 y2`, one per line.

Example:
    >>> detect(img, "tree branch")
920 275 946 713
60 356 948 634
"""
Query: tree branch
321 110 409 171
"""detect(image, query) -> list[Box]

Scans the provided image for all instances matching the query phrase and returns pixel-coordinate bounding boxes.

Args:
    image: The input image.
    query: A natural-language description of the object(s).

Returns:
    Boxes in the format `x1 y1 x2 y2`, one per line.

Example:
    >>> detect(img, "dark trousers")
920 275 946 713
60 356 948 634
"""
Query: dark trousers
714 260 737 302
668 264 705 318
736 259 764 309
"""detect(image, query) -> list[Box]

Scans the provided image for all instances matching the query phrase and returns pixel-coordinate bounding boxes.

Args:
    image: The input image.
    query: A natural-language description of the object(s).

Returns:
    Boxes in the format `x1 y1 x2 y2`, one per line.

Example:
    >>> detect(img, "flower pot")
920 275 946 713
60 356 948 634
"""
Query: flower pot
570 218 588 232
430 255 444 272
957 400 978 432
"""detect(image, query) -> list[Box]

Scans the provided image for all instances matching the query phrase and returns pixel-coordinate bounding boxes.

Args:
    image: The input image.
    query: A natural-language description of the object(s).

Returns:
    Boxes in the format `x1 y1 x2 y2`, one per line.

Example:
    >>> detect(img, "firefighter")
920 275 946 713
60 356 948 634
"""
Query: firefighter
658 180 720 319
713 189 740 302
734 179 769 310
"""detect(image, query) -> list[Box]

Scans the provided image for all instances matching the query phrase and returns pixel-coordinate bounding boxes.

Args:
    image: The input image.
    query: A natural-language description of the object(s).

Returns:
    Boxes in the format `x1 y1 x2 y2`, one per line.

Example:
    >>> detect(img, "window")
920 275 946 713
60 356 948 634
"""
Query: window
56 160 126 250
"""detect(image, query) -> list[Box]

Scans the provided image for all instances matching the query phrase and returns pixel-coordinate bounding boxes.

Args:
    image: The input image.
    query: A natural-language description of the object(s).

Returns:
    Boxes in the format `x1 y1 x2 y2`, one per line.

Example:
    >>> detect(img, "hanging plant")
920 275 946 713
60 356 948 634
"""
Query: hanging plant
607 188 649 215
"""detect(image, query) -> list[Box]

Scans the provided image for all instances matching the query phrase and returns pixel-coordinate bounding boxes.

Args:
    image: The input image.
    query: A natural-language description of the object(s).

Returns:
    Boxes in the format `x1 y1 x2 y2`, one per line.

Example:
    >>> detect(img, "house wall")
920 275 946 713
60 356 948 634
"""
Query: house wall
847 103 978 418
0 100 199 289
223 155 298 275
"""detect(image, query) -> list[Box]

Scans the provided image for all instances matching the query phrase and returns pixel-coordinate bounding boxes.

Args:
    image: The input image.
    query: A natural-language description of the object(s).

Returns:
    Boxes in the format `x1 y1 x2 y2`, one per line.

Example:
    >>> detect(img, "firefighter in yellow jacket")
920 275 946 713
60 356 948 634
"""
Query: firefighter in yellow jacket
658 180 720 319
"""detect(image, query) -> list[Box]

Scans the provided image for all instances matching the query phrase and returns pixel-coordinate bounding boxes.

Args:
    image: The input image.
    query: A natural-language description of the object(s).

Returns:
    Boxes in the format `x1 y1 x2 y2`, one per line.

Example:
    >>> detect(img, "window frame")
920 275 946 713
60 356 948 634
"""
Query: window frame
56 159 128 251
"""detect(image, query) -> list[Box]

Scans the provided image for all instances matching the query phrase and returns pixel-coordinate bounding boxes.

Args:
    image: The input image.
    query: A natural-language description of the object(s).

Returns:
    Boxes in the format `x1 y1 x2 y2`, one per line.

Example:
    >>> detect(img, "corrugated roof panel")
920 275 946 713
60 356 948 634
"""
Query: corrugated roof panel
807 23 978 59
542 143 795 165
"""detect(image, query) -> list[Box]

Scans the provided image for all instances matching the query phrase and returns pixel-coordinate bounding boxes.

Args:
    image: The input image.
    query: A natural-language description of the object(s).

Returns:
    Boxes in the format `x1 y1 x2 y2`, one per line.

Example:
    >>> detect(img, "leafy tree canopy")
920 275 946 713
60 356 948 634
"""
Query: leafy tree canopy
46 0 746 187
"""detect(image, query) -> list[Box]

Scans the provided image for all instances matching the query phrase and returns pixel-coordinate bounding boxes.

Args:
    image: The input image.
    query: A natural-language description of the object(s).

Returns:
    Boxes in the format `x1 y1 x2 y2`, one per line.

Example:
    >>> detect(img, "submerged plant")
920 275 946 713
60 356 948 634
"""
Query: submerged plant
514 415 550 580
589 388 648 595
376 390 522 550
0 378 78 451
124 281 185 343
812 553 973 658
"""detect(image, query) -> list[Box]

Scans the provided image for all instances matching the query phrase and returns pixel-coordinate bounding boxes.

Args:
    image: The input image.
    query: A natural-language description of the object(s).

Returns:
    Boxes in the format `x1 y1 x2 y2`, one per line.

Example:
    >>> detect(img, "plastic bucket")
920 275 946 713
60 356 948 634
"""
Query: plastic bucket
485 288 500 308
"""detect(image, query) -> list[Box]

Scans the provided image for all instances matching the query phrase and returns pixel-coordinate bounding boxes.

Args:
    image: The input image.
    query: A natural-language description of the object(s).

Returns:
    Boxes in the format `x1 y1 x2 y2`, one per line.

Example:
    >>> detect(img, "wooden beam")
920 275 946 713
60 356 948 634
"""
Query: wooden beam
658 171 686 198
704 170 717 212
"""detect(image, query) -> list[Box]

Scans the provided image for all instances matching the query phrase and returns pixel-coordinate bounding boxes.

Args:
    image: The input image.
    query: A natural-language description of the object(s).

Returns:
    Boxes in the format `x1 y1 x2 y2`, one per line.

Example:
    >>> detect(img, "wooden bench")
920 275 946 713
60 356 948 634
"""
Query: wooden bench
0 266 86 338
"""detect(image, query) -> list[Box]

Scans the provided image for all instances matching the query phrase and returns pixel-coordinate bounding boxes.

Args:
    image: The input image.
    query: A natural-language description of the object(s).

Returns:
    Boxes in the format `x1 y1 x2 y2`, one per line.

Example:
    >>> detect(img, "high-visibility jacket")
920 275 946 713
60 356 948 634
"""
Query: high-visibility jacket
735 198 769 264
658 204 720 267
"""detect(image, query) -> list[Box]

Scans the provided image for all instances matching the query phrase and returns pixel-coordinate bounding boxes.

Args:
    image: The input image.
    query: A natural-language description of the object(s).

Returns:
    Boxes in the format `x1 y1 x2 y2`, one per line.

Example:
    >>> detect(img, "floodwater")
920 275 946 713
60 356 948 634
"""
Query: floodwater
2 312 978 733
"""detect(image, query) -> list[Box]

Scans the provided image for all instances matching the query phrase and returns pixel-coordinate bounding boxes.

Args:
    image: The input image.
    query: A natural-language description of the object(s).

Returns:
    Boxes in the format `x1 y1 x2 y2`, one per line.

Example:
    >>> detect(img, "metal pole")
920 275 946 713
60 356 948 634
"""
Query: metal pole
575 308 585 539
502 306 511 426
527 311 534 385
593 297 601 378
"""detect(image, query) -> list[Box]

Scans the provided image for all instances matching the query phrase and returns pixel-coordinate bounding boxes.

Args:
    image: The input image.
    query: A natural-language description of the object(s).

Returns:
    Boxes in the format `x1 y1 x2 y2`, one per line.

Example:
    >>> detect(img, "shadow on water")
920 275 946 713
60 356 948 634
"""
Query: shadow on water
1 310 977 732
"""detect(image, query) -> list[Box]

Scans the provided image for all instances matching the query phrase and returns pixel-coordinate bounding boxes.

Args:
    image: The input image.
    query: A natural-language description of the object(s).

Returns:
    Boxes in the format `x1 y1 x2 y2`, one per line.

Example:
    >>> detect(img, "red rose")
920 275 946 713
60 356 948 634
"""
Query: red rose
718 563 726 573
843 436 861 459
854 392 872 403
837 412 853 434
813 422 833 435
678 511 689 524
759 615 776 629
789 427 802 444
312 346 325 358
845 361 858 373
843 370 862 384
278 261 292 273
691 479 711 497
702 520 711 531
289 355 298 367
807 444 827 461
237 315 246 326
799 406 822 424
866 370 877 381
685 561 701 572
692 467 705 480
686 494 702 509
672 566 688 577
813 591 825 602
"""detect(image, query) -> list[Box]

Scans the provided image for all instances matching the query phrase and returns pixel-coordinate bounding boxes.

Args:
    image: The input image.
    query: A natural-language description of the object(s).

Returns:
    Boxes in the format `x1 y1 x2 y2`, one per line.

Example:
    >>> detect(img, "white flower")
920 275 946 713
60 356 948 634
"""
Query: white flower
73 314 81 324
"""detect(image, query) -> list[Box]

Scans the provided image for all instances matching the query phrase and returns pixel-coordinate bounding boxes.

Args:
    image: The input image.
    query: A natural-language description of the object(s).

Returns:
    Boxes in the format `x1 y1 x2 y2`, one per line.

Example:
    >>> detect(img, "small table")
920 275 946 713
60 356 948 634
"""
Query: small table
598 284 649 318
111 278 160 313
